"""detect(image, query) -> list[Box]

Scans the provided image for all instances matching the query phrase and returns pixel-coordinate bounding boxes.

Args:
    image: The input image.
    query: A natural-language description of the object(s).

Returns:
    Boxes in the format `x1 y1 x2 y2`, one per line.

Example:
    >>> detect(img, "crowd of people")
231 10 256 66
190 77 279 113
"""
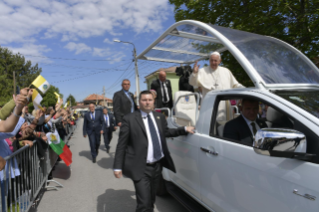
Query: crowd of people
0 87 77 210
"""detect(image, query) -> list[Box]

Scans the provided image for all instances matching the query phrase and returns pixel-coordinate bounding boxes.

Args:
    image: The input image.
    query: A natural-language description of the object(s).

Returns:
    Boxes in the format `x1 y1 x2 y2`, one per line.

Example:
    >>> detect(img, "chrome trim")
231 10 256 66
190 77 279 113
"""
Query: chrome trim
253 128 308 158
200 147 218 156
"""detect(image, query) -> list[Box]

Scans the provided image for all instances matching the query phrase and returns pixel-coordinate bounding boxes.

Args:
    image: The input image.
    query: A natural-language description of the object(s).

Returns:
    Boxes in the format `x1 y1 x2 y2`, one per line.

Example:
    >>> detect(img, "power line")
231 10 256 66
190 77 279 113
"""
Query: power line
20 53 130 62
51 62 132 83
105 62 134 92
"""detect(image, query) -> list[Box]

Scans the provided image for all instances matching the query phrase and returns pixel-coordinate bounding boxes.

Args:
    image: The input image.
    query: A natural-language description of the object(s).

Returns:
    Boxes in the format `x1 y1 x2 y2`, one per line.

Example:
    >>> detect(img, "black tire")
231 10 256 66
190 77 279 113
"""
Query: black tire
156 174 168 196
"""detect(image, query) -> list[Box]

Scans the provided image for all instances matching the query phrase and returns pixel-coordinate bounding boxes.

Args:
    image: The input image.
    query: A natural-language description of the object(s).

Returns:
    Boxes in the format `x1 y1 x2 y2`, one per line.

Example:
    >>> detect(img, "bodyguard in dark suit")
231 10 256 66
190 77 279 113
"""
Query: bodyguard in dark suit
101 107 116 153
223 99 268 146
113 90 194 212
113 79 137 126
83 103 104 163
150 70 173 109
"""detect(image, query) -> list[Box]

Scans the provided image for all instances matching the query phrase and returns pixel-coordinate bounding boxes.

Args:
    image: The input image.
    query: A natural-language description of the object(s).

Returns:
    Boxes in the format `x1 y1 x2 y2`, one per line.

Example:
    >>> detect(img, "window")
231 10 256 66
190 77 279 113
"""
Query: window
209 95 295 147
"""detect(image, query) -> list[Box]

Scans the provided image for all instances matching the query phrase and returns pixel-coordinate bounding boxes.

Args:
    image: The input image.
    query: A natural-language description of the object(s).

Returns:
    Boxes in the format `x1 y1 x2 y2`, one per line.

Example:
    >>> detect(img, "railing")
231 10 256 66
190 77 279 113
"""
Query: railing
0 122 77 212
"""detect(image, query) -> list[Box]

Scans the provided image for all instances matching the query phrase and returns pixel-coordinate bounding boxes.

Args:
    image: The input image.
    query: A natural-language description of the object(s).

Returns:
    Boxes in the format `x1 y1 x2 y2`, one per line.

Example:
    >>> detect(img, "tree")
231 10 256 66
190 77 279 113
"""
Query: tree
0 46 42 105
41 85 61 108
169 0 319 86
66 94 76 107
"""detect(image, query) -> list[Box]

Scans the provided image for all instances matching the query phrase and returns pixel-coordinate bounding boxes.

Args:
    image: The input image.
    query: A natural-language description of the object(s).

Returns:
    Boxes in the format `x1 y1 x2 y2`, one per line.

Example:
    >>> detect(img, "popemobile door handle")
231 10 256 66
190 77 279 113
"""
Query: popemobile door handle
200 147 218 156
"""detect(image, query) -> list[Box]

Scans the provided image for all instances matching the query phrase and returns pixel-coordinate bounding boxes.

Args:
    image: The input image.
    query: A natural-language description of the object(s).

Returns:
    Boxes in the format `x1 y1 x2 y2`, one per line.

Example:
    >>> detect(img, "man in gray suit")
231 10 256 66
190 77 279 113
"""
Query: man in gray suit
101 107 116 153
113 79 137 127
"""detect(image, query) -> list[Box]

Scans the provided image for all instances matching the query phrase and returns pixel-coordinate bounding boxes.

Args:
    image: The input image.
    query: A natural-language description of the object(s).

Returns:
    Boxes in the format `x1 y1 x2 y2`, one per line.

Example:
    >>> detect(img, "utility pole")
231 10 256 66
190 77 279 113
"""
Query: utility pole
113 39 140 105
133 47 140 105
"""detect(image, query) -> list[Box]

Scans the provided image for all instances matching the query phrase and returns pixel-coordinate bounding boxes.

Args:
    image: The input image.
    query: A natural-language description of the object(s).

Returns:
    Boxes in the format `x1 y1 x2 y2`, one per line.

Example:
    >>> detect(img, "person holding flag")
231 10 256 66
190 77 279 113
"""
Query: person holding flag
31 75 50 94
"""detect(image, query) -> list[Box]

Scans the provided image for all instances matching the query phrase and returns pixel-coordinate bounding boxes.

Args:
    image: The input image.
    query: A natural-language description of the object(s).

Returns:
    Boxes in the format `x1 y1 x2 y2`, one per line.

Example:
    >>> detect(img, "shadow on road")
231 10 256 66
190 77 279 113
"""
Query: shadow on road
97 189 136 212
52 162 71 180
97 154 115 169
79 150 92 160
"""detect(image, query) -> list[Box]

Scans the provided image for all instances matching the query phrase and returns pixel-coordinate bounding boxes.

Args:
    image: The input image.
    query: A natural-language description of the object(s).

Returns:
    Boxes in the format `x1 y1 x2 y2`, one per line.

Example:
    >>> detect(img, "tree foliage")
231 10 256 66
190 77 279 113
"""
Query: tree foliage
0 46 42 106
66 94 76 107
169 0 319 86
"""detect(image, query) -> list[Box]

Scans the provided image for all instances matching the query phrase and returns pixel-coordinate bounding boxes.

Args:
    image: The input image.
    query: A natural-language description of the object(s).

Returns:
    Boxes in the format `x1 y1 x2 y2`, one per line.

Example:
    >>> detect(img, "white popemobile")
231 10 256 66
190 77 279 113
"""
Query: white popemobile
137 20 319 212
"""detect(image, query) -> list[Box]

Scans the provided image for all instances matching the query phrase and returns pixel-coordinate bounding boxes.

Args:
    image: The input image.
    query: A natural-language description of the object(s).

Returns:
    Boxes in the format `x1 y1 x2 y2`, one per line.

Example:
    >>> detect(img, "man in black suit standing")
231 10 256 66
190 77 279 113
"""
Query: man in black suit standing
223 99 268 146
83 103 104 163
113 90 195 212
113 79 137 127
101 107 116 153
151 69 173 109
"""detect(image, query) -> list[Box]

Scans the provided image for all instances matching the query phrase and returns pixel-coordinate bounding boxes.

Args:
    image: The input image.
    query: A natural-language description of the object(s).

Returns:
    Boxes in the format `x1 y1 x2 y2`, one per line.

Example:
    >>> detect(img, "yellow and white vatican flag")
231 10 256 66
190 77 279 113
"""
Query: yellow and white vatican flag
32 89 43 110
64 101 69 109
32 75 50 94
54 92 60 104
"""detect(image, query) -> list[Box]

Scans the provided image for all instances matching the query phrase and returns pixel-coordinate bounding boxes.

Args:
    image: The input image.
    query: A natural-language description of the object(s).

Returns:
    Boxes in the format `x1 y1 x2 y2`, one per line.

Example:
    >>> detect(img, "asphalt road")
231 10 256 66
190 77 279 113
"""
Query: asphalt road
30 118 186 212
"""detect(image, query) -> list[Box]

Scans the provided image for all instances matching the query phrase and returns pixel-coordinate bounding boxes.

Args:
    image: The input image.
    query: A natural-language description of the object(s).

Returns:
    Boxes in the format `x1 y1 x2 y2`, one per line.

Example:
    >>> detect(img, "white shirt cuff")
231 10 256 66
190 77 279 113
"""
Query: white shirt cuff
114 169 122 172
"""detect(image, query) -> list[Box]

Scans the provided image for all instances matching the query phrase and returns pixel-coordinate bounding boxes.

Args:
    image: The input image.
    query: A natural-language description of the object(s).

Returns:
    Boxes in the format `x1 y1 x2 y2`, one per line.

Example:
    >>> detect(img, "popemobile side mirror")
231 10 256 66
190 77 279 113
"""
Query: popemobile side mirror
253 128 316 161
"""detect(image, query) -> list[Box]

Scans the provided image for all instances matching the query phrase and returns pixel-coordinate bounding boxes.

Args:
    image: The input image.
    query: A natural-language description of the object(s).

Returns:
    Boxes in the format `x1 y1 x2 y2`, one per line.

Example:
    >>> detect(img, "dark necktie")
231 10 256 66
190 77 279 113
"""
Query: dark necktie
162 82 168 103
147 114 162 160
251 122 257 135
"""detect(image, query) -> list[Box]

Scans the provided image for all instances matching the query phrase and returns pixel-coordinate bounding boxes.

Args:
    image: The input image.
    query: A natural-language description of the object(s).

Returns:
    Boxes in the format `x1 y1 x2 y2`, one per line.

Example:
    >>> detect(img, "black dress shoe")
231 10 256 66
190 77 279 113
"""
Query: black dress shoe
93 158 96 163
106 147 110 153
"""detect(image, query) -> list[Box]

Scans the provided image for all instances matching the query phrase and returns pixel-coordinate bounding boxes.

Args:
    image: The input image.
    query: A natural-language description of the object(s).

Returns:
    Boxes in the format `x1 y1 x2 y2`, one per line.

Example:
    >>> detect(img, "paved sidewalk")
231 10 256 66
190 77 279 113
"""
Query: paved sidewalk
30 118 186 212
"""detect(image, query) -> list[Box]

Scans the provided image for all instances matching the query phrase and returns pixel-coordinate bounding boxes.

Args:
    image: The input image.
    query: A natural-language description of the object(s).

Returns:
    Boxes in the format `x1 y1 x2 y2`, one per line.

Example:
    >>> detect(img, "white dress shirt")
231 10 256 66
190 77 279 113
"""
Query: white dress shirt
90 111 95 120
242 115 260 137
140 110 164 163
104 114 110 127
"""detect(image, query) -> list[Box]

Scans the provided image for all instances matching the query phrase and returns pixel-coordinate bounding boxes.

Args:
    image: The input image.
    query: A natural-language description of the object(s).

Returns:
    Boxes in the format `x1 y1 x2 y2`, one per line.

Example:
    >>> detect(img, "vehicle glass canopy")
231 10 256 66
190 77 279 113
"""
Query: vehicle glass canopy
137 21 319 86
210 25 319 84
275 90 319 120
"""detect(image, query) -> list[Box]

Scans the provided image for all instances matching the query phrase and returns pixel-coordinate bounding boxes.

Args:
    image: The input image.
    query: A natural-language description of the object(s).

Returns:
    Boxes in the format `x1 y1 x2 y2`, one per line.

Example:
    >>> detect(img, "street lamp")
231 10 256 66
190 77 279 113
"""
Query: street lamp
113 39 140 105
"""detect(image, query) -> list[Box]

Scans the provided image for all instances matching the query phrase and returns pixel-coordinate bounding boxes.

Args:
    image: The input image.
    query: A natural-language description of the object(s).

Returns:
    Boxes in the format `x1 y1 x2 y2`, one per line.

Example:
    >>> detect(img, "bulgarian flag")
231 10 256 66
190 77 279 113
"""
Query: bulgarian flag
32 75 50 94
46 131 72 166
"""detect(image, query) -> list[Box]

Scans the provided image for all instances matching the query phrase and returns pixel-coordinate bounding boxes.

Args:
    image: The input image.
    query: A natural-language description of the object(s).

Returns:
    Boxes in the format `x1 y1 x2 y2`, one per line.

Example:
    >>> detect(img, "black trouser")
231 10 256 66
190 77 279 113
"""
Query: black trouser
133 163 162 212
88 131 101 158
103 128 113 149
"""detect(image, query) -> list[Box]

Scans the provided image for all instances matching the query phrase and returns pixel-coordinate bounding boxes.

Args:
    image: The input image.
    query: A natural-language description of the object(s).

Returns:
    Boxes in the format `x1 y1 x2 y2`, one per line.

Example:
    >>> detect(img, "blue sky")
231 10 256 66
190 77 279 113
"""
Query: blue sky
0 0 182 102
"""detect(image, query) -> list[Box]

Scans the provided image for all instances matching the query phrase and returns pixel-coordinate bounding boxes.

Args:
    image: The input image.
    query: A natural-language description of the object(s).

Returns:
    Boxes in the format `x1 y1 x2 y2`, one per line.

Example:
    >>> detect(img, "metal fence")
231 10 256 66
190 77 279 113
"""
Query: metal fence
0 122 77 212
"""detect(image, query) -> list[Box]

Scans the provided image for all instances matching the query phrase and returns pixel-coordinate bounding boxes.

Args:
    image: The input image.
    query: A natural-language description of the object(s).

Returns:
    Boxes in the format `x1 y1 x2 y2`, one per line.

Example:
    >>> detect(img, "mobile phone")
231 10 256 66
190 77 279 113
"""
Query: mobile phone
16 86 20 95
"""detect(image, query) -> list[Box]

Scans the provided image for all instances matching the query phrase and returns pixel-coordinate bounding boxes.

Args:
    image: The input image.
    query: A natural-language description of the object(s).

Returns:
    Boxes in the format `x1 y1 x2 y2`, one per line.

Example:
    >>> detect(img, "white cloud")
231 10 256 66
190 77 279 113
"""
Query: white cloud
4 43 52 63
0 0 172 44
92 47 111 57
103 38 113 44
64 42 91 54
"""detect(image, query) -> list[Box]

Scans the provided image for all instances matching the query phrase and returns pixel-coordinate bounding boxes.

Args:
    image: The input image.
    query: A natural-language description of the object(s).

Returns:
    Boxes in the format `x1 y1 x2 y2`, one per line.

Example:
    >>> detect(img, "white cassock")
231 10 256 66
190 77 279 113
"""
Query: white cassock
189 66 244 122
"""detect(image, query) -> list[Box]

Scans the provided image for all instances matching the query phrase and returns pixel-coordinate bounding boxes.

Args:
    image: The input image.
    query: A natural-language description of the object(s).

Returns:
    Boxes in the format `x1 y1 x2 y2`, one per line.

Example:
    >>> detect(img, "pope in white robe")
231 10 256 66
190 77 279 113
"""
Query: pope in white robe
189 52 244 122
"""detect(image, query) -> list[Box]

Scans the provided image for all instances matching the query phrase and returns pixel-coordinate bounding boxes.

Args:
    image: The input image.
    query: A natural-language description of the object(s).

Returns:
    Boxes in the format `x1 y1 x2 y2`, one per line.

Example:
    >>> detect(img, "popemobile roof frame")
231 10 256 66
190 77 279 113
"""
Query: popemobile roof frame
137 20 319 90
